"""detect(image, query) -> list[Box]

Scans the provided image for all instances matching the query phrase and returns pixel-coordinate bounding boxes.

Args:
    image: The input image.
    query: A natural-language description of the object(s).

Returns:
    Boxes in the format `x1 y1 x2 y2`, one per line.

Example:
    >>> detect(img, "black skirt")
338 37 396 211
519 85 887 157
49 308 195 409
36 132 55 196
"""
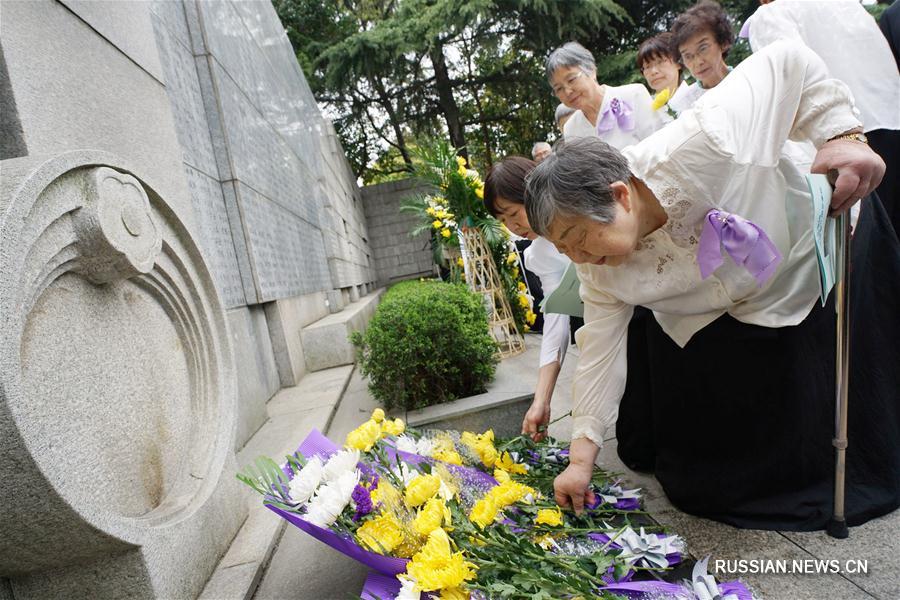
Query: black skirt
616 194 900 531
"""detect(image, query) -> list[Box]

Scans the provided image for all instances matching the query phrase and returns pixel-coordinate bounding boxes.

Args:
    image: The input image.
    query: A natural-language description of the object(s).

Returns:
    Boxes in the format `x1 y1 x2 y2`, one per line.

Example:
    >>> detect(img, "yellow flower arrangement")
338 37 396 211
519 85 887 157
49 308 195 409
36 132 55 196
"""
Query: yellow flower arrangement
456 257 465 268
517 294 530 308
345 418 382 451
356 511 405 553
517 281 526 292
535 507 563 527
414 496 452 536
426 206 437 216
505 252 517 265
651 87 671 111
525 310 536 326
405 473 442 507
456 156 467 168
433 219 443 229
441 228 452 238
371 408 385 422
405 528 477 592
475 186 484 200
469 479 536 528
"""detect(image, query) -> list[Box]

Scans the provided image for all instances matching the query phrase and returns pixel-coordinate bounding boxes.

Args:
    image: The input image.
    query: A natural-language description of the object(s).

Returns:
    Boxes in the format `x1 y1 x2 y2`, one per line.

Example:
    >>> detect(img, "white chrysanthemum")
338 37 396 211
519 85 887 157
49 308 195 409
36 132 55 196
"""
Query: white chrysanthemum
396 576 419 600
395 435 419 454
391 461 419 486
437 477 454 502
304 469 359 528
415 437 434 456
321 449 360 482
288 456 324 504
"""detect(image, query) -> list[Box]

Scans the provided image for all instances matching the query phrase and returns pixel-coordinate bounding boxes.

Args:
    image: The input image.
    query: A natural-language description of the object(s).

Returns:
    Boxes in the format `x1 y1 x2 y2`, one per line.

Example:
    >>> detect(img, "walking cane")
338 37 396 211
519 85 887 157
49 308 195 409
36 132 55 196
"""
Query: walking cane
826 210 851 539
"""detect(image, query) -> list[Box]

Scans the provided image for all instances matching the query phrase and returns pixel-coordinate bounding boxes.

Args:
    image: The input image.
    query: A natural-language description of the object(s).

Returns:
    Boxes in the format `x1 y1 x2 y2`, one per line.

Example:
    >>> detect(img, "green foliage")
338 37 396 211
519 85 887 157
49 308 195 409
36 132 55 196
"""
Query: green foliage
352 280 498 410
274 0 763 182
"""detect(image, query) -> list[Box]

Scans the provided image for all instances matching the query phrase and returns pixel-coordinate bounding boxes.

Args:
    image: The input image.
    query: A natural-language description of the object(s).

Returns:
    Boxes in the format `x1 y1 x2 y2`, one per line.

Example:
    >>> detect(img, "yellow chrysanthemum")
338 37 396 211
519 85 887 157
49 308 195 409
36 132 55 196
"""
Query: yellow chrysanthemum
517 281 527 292
512 267 519 278
457 165 468 177
405 473 441 507
492 468 511 484
475 186 484 200
440 587 470 600
371 408 385 422
469 495 499 528
414 497 452 536
492 480 535 506
651 87 671 111
356 511 405 554
456 257 465 267
406 529 477 592
496 451 528 474
345 419 382 451
506 252 517 265
382 418 405 436
370 478 400 507
525 310 536 325
524 324 530 332
535 507 563 527
456 156 467 168
435 210 447 219
534 533 556 550
441 228 452 238
433 219 443 229
431 436 463 465
460 430 498 468
426 206 436 216
518 294 530 308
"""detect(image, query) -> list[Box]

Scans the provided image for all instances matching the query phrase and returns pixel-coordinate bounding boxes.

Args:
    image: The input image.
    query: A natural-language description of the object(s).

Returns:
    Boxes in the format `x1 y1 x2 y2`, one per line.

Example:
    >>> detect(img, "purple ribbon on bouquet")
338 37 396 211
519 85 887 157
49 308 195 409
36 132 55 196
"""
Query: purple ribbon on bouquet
597 98 635 134
697 209 782 287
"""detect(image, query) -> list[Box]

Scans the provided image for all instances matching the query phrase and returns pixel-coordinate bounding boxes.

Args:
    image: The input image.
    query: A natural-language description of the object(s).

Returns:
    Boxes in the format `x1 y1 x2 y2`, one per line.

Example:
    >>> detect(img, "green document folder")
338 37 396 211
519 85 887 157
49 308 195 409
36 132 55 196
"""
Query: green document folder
539 262 583 318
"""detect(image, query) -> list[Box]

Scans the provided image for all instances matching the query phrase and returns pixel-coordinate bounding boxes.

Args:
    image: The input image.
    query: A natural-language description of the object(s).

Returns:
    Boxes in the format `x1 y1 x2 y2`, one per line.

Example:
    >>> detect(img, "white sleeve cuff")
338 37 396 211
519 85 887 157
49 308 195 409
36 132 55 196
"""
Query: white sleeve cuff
570 414 612 450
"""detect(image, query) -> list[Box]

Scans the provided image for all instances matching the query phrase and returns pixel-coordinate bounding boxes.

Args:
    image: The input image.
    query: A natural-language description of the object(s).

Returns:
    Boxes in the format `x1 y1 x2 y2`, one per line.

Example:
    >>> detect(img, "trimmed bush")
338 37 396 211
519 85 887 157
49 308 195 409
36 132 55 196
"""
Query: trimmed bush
351 280 498 410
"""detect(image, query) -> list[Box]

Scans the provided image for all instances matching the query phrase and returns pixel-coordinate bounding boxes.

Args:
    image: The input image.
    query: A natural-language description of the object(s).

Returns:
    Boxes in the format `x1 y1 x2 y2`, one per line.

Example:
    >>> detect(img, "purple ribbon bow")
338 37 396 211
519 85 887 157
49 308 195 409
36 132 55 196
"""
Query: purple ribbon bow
697 209 782 287
597 98 635 134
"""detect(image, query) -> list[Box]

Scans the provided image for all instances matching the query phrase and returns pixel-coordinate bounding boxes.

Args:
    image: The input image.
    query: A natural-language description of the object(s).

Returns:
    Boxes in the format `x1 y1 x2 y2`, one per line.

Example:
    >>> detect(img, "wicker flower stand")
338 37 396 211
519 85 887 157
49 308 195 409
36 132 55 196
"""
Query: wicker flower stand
458 227 525 359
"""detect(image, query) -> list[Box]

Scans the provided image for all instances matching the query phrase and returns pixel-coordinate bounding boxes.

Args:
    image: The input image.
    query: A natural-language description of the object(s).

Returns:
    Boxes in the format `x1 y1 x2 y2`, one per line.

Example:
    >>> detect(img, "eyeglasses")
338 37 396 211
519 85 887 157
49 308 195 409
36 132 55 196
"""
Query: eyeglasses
679 42 716 65
640 57 675 74
552 71 586 96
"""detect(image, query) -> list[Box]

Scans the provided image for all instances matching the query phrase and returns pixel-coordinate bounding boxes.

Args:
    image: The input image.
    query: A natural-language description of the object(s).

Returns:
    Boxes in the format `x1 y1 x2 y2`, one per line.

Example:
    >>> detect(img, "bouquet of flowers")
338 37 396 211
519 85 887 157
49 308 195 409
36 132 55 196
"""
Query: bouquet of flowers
238 410 754 599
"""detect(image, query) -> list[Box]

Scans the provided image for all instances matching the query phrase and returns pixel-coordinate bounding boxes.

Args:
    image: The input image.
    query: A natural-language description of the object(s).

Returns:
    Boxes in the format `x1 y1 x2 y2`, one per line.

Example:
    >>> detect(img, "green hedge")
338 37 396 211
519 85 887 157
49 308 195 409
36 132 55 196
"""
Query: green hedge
352 280 498 410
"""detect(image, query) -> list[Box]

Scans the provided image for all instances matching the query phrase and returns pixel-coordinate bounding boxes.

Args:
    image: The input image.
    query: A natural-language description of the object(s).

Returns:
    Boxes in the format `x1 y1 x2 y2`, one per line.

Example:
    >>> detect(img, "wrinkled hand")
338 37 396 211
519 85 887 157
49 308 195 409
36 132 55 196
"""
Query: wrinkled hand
522 397 551 442
553 461 596 515
811 139 886 214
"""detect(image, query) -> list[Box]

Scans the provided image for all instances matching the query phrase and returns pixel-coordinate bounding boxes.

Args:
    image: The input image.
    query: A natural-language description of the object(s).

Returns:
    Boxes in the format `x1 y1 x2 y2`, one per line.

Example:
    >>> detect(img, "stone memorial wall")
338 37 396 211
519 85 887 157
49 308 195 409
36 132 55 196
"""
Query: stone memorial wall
0 1 404 598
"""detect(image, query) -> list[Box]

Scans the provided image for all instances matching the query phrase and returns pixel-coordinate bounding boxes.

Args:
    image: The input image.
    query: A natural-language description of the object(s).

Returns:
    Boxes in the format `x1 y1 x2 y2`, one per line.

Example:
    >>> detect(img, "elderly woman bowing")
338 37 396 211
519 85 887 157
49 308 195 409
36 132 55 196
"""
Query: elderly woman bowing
525 41 897 531
548 42 665 147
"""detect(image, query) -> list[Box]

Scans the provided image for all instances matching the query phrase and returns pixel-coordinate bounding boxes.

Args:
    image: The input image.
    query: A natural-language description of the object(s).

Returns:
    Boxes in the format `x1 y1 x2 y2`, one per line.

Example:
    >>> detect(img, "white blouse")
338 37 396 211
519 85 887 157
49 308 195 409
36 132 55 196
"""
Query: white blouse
563 83 666 149
523 237 572 368
746 0 900 133
569 42 862 449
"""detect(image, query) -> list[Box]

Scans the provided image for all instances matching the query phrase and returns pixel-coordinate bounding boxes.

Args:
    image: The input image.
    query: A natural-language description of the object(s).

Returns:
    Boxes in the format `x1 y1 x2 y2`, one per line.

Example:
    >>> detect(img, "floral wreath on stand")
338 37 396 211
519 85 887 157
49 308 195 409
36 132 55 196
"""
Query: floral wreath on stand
401 141 535 332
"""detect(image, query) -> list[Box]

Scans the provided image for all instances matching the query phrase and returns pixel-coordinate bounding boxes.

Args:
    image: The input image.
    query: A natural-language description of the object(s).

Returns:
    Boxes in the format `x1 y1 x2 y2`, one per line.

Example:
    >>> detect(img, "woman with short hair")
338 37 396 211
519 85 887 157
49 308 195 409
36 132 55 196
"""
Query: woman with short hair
524 42 897 531
484 157 573 443
546 41 664 147
668 0 735 112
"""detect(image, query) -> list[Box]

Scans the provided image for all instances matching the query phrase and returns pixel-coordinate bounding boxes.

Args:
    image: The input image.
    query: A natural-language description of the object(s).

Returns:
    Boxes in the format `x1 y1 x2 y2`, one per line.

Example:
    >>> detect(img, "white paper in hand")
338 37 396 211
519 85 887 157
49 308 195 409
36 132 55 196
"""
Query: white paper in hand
806 173 837 306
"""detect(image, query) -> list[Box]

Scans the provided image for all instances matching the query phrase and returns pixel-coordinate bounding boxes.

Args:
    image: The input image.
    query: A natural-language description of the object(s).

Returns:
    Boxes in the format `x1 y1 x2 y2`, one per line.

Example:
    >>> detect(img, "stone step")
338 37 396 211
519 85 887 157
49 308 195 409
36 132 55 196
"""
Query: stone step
300 289 384 372
198 365 354 600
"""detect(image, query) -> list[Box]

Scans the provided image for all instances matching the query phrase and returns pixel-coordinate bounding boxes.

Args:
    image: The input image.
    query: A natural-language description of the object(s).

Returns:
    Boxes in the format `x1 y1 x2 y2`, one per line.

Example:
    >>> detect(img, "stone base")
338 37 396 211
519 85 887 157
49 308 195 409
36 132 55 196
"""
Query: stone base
300 289 384 372
404 393 534 439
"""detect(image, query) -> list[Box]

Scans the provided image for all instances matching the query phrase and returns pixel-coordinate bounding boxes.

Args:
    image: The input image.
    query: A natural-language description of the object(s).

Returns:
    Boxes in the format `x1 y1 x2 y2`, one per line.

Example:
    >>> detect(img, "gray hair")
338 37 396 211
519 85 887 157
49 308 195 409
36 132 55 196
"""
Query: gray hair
555 103 576 125
531 141 551 158
524 137 632 237
545 42 597 80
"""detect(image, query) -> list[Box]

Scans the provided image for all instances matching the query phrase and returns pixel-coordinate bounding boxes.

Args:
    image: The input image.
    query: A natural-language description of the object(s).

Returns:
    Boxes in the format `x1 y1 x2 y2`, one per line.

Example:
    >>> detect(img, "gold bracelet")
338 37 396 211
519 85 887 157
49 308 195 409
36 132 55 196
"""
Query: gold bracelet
828 132 868 145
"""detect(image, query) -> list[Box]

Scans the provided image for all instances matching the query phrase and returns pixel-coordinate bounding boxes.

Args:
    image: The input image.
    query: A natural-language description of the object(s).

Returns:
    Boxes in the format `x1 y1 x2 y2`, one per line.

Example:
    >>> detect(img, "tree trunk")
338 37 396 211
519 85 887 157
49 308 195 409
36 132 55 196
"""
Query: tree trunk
371 77 412 168
429 44 467 159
